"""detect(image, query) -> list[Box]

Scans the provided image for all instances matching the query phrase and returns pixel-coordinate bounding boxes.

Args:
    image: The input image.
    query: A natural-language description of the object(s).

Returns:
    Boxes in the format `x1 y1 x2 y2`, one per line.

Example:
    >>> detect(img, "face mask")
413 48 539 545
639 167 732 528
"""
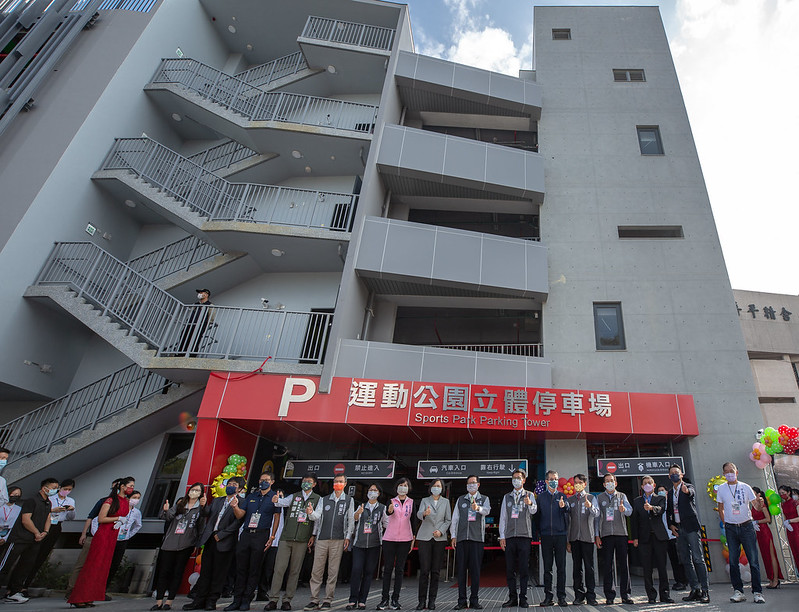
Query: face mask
793 495 799 501
188 490 201 499
725 473 737 483
125 486 135 495
396 485 408 495
238 492 246 498
642 483 654 493
512 478 523 489
129 498 140 507
197 293 205 300
46 488 58 497
301 481 313 491
59 489 69 498
430 486 442 496
657 491 667 497
466 483 479 494
669 473 681 483
547 480 558 489
604 482 615 491
9 496 21 504
226 485 238 496
259 480 271 491
0 459 7 469
333 483 346 492
367 490 379 500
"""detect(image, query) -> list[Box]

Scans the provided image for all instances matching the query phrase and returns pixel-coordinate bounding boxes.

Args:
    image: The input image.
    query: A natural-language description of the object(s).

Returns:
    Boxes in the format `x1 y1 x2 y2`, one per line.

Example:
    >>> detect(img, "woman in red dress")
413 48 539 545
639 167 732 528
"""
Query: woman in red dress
68 477 134 608
779 485 799 575
752 487 783 587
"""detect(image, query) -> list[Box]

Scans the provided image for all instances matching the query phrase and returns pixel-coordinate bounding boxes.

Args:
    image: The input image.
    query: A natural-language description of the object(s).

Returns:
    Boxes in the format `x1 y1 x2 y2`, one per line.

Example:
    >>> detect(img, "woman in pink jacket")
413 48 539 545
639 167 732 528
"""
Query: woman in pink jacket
377 478 415 610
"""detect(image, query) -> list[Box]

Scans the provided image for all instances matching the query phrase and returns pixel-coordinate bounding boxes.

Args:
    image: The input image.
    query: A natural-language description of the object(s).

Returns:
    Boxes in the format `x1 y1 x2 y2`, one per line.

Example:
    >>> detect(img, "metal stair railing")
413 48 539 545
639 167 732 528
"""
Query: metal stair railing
34 242 333 364
185 139 259 174
0 364 169 466
100 137 358 231
127 235 221 282
301 16 395 51
150 57 378 133
234 50 310 89
431 343 544 358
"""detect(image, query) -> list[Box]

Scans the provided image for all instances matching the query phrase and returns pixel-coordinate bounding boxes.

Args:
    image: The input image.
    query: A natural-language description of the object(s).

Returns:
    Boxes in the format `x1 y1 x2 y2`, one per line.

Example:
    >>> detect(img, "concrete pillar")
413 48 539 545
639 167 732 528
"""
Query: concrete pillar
544 438 588 479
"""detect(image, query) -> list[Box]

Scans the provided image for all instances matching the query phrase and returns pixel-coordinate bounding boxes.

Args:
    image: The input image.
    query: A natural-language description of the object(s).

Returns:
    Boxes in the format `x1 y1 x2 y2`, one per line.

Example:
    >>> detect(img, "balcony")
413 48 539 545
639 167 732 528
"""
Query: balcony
354 217 548 301
377 125 545 203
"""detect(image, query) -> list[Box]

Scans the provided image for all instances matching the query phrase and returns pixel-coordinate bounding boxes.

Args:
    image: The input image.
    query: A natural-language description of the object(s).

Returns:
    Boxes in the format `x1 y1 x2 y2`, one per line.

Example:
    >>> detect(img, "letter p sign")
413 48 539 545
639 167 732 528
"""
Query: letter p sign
278 378 317 417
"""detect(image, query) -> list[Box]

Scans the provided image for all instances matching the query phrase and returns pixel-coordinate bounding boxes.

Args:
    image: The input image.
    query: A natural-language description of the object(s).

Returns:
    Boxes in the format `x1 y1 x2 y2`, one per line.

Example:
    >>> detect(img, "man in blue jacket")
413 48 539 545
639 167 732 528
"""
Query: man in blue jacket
536 470 570 607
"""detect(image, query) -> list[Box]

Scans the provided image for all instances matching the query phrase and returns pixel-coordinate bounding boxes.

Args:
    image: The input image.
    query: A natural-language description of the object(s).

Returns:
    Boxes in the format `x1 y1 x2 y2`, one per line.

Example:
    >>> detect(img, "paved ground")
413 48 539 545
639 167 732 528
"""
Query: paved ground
5 579 797 612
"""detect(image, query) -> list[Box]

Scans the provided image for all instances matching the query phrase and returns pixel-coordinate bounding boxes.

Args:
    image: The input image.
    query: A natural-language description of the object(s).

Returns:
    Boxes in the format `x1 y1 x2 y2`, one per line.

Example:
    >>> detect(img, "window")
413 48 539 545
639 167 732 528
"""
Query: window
613 69 645 82
552 28 571 40
637 126 663 155
593 303 625 350
618 226 684 239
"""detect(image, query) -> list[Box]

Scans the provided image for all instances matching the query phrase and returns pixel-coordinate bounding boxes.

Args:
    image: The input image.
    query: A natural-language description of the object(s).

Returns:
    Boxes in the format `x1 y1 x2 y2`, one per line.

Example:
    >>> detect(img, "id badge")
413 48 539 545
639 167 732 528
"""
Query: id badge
249 511 261 528
511 506 520 519
175 518 188 535
606 506 615 522
468 509 477 522
0 527 9 538
50 514 60 525
363 521 373 534
297 511 307 523
731 502 741 516
117 526 128 541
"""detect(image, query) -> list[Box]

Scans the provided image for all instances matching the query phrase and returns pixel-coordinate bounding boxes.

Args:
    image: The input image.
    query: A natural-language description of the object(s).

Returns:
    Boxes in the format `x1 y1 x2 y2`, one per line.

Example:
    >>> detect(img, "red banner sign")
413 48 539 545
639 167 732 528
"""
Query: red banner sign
200 374 698 437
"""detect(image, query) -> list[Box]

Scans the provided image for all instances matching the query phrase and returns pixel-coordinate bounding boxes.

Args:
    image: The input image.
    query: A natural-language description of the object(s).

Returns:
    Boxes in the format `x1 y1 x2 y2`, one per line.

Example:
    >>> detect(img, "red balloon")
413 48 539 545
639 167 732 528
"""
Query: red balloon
778 424 789 435
558 477 567 486
788 427 799 440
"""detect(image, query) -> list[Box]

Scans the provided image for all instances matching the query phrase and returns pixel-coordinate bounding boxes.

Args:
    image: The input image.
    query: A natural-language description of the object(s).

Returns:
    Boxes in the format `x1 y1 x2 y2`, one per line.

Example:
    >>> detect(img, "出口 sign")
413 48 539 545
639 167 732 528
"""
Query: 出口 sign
597 456 684 477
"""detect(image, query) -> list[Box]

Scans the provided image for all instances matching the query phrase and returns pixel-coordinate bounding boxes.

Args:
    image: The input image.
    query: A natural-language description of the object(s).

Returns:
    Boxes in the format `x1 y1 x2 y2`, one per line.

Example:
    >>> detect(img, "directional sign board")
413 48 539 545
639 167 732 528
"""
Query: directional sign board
283 460 395 480
417 459 528 479
597 456 684 477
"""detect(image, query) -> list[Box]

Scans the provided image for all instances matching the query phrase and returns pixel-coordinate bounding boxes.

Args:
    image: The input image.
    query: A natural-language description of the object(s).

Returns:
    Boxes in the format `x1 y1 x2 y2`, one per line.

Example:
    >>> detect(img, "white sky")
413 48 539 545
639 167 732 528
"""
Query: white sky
403 0 799 295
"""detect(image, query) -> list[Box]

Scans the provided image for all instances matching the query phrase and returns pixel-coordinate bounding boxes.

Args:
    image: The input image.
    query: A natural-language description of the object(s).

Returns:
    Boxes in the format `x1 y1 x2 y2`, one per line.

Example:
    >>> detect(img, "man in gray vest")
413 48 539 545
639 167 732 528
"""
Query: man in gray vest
266 473 321 611
499 469 537 608
304 474 354 611
451 475 491 610
566 473 599 606
595 473 633 606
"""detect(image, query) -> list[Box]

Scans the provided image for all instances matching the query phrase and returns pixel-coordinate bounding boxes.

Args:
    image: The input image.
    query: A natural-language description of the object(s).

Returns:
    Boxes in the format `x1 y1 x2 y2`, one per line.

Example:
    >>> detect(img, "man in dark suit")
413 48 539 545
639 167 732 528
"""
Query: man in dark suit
666 465 709 604
631 476 673 604
184 476 246 610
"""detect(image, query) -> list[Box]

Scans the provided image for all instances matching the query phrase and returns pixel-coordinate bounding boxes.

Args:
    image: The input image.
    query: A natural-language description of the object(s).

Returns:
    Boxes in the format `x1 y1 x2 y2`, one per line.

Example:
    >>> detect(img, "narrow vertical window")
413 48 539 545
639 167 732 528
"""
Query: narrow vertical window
637 126 664 155
594 303 626 350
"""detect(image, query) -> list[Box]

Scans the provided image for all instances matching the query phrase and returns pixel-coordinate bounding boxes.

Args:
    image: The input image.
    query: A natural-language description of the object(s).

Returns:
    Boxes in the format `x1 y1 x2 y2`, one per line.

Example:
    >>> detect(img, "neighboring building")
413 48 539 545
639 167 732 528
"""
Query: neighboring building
0 0 762 586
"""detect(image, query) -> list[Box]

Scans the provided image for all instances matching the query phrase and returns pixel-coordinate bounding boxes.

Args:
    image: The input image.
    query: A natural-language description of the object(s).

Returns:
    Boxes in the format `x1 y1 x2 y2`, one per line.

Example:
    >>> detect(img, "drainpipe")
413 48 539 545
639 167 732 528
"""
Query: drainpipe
361 292 376 341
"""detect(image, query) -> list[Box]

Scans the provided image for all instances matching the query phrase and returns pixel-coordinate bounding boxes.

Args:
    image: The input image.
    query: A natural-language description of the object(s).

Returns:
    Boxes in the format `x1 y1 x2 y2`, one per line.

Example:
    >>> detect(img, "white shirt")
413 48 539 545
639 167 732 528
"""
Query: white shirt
49 493 76 525
0 476 8 507
0 502 21 539
92 505 143 539
717 480 756 525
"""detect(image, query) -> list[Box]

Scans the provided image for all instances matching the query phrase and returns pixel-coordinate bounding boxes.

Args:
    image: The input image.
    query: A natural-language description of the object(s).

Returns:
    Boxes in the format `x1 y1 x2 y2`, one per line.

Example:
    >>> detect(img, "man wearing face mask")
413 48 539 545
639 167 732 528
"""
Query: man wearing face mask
450 475 491 610
656 485 687 591
631 476 672 604
499 469 537 608
1 477 58 604
304 474 354 611
228 472 280 611
595 473 633 606
716 462 765 604
177 288 214 356
566 474 599 606
184 477 246 610
666 464 709 604
0 447 10 507
266 473 321 611
536 470 570 607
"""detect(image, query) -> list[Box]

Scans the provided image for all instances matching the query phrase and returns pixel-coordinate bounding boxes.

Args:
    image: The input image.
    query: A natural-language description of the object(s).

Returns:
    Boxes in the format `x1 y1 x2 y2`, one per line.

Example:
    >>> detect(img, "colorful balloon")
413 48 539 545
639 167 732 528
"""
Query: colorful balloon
707 475 726 502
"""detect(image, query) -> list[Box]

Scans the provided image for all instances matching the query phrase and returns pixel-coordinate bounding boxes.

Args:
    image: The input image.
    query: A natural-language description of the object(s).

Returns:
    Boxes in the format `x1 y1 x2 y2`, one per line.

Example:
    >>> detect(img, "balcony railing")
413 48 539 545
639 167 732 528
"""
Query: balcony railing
127 235 221 282
150 58 378 132
301 16 395 51
35 242 333 363
432 343 544 358
185 139 259 174
100 137 357 231
0 364 169 465
235 51 309 89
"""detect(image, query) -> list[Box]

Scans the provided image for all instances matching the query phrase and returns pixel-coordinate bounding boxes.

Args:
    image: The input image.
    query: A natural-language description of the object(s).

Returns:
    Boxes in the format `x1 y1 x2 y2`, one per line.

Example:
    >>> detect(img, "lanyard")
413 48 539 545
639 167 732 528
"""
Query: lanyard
1 506 11 522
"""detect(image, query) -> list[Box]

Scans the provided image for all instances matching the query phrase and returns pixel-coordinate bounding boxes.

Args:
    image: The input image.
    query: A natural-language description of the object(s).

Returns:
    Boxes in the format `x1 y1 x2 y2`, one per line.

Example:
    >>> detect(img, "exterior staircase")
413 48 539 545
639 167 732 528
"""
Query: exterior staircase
0 363 204 489
185 138 274 178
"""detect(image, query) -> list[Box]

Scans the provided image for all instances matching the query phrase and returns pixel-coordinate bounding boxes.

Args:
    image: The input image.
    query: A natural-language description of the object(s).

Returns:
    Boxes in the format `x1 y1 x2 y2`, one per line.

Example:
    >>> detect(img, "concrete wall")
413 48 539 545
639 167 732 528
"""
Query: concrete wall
212 271 341 311
534 6 762 574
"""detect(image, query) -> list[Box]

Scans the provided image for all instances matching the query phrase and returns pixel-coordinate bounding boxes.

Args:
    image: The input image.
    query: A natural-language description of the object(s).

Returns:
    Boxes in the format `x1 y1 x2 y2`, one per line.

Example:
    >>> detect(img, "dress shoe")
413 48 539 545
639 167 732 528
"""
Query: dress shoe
661 597 674 604
264 604 277 611
682 589 700 602
586 600 598 607
539 600 554 608
648 599 656 605
572 598 585 606
429 604 436 610
225 603 241 612
621 598 634 605
605 599 614 605
240 604 251 611
416 603 426 611
205 604 217 611
519 600 528 609
183 603 204 611
556 600 568 607
470 603 483 610
281 603 292 611
698 590 709 604
454 603 468 610
501 601 518 608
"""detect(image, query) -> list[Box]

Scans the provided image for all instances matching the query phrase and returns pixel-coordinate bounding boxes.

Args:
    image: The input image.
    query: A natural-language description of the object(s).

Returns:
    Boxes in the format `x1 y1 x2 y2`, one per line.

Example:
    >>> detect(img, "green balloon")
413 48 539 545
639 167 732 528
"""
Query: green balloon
223 464 237 474
769 503 781 516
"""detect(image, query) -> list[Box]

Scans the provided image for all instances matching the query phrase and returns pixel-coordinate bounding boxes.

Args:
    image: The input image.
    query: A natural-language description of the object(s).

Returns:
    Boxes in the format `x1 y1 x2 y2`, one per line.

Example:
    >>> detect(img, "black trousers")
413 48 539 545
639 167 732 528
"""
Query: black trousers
349 546 380 604
570 540 596 600
156 546 194 601
2 541 40 596
417 539 446 604
540 534 566 601
666 539 687 584
381 540 411 603
600 535 629 600
107 540 129 590
455 540 483 605
193 537 236 605
23 522 61 588
257 546 279 598
639 537 669 601
234 529 270 603
504 537 531 600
